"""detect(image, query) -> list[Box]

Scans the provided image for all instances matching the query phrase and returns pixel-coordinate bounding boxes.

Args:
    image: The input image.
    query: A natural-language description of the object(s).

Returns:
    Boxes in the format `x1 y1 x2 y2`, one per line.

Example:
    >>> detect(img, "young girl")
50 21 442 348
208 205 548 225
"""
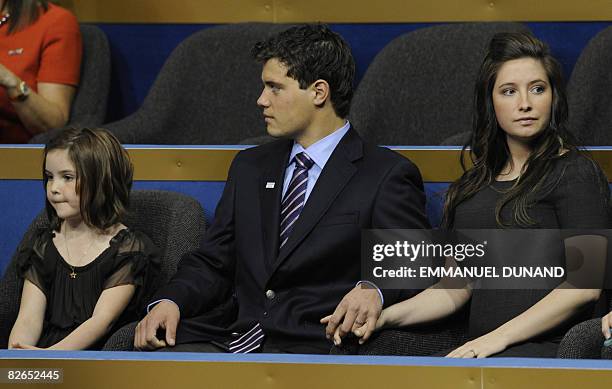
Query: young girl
350 32 611 358
9 128 159 350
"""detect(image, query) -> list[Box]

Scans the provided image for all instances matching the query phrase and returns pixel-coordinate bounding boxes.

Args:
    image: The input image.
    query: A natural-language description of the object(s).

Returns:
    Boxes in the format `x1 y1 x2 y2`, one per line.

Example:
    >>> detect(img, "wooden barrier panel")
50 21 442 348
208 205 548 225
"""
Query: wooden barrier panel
58 0 612 23
2 146 612 183
1 351 612 389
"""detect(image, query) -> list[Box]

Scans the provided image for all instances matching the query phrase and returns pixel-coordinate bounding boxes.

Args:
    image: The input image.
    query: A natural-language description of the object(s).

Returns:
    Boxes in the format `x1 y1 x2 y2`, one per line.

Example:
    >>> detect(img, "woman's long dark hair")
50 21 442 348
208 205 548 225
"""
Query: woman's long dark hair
2 0 49 34
442 32 578 228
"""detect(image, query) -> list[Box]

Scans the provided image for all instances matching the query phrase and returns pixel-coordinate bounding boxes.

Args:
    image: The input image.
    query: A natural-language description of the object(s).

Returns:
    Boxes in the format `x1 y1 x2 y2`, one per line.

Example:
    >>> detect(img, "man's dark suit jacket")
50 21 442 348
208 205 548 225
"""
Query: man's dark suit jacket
151 128 430 351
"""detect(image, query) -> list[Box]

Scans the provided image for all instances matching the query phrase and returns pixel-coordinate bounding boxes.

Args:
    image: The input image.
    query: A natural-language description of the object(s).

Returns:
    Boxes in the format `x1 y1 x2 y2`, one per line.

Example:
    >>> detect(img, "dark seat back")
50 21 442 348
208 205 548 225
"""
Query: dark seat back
105 23 295 144
567 26 612 146
29 24 111 144
350 22 529 146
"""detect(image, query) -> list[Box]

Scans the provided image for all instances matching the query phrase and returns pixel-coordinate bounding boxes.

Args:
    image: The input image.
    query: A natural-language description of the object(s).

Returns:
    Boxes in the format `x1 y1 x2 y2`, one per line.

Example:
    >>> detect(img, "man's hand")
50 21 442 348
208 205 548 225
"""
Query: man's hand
320 285 382 345
134 300 180 351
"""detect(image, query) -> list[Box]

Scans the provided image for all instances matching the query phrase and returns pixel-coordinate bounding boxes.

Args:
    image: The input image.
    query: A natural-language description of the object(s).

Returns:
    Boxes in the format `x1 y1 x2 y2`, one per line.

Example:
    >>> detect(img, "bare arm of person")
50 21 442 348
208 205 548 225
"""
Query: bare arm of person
372 256 472 333
0 63 75 134
35 285 135 350
447 287 601 358
323 266 472 345
448 235 607 358
8 280 47 348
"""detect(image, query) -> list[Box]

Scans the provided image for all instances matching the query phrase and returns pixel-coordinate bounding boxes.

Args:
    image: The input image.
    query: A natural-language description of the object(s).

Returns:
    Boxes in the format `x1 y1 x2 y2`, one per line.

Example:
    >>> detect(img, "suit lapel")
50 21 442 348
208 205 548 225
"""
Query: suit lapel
272 128 363 273
259 140 292 271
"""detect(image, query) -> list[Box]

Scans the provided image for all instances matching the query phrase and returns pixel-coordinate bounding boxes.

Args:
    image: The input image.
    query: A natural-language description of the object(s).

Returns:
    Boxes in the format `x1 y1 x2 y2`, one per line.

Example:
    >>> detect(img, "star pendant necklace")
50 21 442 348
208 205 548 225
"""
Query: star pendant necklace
63 228 96 279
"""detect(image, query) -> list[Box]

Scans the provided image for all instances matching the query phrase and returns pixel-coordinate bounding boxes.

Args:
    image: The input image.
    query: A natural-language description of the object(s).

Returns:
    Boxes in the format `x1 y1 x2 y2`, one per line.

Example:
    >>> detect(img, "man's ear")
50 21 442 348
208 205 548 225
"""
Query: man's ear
312 79 330 107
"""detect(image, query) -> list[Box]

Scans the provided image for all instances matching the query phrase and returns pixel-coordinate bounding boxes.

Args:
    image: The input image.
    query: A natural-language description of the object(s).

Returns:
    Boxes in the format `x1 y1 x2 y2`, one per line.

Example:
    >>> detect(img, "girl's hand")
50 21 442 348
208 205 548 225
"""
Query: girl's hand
10 342 45 350
446 332 509 358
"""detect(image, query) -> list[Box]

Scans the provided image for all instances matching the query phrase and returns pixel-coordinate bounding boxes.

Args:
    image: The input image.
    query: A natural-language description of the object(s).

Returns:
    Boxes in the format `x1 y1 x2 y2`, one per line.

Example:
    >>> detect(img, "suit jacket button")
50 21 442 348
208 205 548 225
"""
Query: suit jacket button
265 289 276 300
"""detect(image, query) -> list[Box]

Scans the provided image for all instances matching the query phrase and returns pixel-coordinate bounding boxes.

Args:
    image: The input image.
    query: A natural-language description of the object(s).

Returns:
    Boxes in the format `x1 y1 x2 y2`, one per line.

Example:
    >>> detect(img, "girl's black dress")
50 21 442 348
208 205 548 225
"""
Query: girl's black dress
17 228 160 349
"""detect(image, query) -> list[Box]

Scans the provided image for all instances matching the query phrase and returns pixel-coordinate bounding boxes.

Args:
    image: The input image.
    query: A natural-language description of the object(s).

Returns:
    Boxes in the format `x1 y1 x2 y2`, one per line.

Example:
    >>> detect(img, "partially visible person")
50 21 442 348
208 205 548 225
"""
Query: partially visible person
8 128 159 350
0 0 82 143
352 32 611 358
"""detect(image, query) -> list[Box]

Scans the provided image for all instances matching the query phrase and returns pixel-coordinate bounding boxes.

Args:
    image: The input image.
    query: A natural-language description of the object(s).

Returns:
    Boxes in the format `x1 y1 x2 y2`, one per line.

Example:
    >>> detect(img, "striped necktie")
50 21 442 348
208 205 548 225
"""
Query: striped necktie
227 323 265 353
279 152 315 248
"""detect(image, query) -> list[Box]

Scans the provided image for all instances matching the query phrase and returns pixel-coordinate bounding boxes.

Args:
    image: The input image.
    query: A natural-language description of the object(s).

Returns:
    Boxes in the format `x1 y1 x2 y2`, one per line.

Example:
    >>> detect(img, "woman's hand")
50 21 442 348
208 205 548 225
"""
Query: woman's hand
446 331 510 358
320 307 388 346
0 62 20 90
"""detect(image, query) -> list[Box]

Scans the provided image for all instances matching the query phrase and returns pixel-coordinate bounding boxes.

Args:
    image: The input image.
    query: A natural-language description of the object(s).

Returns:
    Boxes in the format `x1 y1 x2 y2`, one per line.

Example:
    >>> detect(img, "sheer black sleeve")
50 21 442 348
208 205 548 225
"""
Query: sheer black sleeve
15 229 54 298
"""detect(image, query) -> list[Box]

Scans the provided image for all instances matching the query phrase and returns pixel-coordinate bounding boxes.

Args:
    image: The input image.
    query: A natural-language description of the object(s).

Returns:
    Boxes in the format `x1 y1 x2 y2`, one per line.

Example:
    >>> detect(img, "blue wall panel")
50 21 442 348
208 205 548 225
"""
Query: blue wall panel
0 180 46 274
528 22 611 78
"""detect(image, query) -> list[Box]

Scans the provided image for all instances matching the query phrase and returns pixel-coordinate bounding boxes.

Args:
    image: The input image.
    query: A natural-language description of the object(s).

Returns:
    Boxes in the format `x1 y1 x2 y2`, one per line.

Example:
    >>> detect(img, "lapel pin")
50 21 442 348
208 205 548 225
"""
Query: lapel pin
266 182 275 189
8 48 23 56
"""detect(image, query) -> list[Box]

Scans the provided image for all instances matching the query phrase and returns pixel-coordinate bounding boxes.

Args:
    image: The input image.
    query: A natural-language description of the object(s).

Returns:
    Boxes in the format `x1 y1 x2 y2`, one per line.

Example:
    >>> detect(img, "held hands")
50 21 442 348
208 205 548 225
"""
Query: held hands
320 284 382 346
446 331 510 358
134 300 180 350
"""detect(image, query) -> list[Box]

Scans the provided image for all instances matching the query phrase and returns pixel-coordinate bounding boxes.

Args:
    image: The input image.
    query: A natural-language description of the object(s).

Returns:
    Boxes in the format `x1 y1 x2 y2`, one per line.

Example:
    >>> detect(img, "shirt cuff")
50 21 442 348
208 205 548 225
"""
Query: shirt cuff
147 299 180 314
356 280 384 306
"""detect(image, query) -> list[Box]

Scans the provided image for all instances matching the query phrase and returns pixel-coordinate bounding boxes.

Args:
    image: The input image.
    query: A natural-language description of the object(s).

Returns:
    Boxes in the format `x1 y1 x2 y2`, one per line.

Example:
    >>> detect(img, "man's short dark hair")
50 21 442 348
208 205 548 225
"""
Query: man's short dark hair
252 24 355 118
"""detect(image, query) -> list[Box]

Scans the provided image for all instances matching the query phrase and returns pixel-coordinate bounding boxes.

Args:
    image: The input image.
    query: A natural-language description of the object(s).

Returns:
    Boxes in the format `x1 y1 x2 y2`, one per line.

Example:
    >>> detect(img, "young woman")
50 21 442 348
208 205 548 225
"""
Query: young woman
9 128 159 350
360 32 611 358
